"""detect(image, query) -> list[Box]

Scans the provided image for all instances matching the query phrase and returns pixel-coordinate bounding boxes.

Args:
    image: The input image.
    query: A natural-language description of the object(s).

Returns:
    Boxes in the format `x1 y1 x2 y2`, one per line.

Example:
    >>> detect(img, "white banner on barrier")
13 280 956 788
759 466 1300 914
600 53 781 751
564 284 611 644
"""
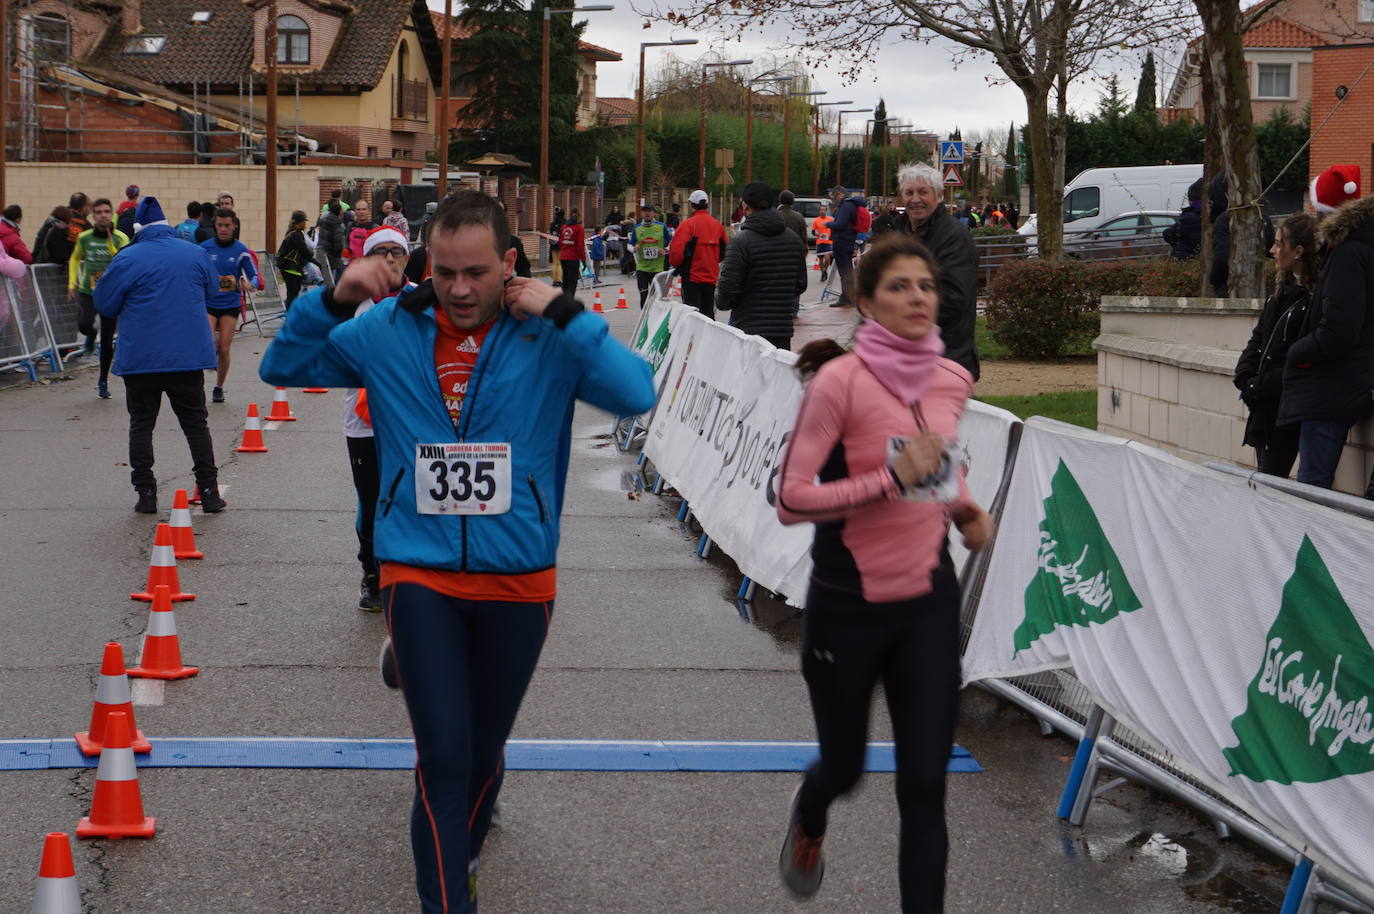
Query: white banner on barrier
645 309 814 601
948 400 1021 577
963 418 1374 891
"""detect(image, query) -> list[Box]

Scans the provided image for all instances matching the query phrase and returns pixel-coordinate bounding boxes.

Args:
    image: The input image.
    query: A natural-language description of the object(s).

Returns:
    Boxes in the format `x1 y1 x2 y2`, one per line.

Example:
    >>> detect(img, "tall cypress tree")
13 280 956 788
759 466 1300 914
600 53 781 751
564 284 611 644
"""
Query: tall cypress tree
454 0 584 170
872 98 888 147
1134 50 1158 117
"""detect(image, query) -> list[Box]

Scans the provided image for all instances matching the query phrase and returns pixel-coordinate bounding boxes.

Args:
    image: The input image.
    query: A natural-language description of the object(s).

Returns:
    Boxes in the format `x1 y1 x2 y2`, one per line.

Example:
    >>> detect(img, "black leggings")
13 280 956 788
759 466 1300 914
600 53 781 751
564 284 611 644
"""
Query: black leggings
283 271 303 310
559 259 581 299
77 292 117 383
797 556 961 913
346 435 379 578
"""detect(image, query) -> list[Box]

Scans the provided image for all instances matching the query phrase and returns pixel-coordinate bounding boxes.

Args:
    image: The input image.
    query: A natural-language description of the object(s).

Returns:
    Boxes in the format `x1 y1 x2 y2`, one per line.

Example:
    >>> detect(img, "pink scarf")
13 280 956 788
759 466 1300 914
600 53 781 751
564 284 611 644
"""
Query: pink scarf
852 318 945 405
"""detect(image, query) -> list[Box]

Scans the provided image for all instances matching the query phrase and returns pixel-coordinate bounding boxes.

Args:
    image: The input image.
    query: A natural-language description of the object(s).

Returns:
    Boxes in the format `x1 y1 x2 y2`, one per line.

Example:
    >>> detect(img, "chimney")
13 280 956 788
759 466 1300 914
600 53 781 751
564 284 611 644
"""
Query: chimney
122 0 141 34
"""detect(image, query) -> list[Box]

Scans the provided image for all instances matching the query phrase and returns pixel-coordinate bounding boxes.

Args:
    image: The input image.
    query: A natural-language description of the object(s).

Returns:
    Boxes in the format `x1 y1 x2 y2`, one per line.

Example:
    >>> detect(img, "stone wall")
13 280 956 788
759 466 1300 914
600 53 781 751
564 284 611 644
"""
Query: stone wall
1095 296 1374 496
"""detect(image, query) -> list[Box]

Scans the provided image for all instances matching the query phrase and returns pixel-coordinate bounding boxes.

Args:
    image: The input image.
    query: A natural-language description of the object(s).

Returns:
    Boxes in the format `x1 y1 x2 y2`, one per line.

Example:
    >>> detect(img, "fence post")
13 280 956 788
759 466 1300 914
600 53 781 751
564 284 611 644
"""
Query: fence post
1279 857 1314 914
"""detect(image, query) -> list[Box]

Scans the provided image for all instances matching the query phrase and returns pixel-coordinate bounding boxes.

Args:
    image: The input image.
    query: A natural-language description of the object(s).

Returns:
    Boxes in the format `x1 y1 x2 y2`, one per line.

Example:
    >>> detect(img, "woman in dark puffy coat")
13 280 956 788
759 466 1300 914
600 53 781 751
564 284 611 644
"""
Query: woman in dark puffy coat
1234 213 1317 477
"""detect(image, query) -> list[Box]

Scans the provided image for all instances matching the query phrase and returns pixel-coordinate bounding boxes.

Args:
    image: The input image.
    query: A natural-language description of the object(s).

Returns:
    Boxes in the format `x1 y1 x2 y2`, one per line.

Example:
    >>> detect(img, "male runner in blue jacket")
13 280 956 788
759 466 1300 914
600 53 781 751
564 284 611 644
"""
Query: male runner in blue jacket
261 190 654 914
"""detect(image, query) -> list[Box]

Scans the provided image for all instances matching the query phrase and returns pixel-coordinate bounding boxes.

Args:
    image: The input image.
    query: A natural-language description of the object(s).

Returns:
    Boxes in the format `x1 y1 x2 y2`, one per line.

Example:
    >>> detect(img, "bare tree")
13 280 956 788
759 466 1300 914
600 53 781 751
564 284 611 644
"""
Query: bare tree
644 0 1195 261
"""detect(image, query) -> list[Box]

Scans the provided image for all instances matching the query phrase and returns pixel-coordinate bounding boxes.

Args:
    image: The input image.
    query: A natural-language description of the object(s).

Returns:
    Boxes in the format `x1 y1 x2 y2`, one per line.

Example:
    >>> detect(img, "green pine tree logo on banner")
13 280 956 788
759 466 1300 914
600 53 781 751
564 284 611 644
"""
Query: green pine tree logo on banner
1223 535 1374 784
1013 459 1142 654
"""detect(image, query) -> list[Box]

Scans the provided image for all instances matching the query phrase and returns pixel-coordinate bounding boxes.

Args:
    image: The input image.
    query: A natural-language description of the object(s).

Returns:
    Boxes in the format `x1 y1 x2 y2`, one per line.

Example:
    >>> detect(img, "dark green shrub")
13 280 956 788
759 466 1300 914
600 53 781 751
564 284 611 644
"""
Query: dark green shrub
985 260 1100 359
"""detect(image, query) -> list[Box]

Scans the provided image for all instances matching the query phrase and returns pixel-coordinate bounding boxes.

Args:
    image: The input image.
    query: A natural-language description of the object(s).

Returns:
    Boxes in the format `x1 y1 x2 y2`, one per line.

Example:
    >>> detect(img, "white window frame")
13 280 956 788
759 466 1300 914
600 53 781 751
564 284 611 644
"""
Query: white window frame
1360 0 1374 22
1253 61 1295 100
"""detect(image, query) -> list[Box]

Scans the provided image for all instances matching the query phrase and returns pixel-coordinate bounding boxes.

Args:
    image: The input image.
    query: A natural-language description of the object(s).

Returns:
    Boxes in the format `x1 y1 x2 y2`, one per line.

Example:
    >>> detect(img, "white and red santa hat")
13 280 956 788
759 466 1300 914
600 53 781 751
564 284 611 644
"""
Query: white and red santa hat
361 225 408 256
1311 164 1362 213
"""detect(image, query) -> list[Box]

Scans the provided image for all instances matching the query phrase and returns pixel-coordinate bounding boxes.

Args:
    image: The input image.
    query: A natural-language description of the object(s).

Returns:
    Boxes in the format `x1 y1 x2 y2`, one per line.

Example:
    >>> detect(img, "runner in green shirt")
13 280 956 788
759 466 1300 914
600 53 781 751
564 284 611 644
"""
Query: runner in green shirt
628 203 673 308
68 197 129 398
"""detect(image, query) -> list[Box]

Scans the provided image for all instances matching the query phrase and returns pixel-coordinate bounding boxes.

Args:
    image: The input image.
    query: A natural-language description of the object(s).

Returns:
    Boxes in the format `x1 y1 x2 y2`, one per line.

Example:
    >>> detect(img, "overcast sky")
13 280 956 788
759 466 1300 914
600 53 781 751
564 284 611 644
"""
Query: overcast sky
426 3 1179 143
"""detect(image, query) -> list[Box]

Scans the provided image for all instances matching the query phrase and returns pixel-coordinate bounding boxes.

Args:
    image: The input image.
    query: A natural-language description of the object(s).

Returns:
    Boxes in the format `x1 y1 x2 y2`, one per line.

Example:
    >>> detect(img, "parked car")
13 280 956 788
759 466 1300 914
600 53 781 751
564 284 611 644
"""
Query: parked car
1062 210 1177 259
788 196 828 245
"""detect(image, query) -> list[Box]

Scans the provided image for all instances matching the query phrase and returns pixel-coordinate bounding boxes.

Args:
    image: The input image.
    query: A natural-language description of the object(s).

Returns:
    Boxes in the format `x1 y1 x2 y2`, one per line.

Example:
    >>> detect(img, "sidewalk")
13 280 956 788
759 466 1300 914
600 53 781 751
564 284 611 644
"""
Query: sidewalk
0 289 1293 911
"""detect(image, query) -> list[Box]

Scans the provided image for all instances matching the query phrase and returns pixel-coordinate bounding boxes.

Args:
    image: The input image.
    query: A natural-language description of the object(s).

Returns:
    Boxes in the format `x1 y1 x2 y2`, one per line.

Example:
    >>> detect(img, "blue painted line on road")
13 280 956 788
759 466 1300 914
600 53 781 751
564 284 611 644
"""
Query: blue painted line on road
0 738 980 774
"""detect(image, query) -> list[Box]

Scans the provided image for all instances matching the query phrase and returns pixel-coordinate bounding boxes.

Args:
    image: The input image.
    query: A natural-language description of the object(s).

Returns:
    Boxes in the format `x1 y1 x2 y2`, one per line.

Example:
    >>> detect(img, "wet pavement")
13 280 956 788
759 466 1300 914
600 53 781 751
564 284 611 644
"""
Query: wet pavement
0 281 1307 912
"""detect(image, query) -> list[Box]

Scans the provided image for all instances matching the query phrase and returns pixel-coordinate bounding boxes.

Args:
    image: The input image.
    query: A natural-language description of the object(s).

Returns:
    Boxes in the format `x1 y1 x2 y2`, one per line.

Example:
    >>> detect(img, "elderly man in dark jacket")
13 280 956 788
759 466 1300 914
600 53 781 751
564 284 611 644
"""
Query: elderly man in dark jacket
716 181 808 350
892 162 980 379
1276 180 1374 491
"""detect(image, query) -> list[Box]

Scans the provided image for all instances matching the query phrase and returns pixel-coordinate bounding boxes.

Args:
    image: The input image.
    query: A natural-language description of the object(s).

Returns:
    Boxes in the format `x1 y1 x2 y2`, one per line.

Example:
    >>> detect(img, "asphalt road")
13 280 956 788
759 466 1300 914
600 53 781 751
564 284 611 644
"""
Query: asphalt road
0 283 1299 912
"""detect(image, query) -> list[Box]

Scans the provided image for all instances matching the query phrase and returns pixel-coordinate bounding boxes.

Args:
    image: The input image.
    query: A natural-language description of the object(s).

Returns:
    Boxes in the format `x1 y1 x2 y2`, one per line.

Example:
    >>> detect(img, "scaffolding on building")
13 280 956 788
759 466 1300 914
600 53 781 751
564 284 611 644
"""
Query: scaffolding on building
7 1 314 164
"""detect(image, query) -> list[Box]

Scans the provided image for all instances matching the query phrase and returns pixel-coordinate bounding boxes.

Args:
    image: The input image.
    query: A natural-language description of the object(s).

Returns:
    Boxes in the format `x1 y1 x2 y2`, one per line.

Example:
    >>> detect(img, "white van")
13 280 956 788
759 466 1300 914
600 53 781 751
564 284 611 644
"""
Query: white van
1019 164 1203 242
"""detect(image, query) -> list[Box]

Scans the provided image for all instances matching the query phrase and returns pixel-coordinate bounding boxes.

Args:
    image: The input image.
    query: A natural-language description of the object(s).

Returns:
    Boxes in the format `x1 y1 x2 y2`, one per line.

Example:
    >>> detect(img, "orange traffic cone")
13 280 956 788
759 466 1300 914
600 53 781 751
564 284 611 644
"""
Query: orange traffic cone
187 486 201 506
592 291 604 313
127 585 199 681
132 523 195 602
303 386 329 393
812 257 821 271
265 387 297 422
30 833 80 913
168 489 202 560
235 403 269 453
615 288 629 309
75 642 151 756
76 712 156 839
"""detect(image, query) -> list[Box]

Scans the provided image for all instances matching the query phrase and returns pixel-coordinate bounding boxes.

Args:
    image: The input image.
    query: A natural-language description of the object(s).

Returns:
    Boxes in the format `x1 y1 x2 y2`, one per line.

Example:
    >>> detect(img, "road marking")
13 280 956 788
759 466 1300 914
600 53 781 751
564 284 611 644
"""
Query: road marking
129 679 164 706
0 738 980 773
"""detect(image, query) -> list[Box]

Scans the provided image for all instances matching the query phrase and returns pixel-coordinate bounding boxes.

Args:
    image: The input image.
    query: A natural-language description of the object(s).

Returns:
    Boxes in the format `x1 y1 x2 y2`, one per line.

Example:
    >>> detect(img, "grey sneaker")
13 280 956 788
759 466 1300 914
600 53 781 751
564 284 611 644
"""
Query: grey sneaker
379 637 399 689
779 784 824 898
358 573 382 612
211 386 225 404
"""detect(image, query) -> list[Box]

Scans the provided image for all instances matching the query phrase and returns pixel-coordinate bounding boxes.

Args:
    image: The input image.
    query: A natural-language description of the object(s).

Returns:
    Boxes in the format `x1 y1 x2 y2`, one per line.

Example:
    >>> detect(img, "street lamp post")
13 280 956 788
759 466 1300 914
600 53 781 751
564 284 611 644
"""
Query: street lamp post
886 125 919 204
637 38 697 207
863 117 878 197
813 100 852 196
744 74 788 185
834 107 871 192
698 59 752 189
879 121 909 204
541 4 613 245
438 0 452 199
781 88 825 192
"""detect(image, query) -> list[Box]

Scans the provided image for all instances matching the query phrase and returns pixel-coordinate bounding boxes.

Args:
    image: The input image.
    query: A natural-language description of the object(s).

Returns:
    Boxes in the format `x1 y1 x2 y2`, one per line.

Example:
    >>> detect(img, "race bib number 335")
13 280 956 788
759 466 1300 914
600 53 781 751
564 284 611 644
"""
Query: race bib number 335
415 443 512 515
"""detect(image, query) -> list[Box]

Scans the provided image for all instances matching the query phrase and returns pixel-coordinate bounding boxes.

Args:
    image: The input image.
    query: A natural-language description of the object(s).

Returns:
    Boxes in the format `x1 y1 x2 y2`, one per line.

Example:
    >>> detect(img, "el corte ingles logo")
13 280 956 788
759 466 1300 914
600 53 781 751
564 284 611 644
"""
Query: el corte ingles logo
1014 460 1142 654
1224 535 1374 785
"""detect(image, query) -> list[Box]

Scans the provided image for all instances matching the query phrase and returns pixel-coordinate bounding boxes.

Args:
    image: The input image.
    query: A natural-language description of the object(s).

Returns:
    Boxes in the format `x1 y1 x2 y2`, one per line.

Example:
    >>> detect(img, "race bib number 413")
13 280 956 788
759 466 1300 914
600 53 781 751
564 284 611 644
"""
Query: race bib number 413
415 443 511 515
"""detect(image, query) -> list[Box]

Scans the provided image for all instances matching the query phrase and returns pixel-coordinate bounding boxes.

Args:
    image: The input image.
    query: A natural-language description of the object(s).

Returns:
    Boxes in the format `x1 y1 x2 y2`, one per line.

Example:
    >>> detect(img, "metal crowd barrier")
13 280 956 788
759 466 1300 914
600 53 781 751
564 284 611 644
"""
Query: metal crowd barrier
239 251 287 337
0 274 61 380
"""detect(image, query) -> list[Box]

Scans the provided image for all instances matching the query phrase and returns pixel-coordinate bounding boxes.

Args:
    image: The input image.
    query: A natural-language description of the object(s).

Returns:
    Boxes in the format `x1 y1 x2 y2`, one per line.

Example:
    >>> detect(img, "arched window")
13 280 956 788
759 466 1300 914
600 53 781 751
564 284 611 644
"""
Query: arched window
275 14 309 64
396 41 409 112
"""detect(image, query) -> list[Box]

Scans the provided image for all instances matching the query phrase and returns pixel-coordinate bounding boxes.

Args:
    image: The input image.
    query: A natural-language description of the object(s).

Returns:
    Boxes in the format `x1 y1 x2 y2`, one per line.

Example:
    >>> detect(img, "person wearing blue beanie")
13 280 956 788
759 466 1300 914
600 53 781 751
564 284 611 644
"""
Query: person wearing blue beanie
94 195 225 514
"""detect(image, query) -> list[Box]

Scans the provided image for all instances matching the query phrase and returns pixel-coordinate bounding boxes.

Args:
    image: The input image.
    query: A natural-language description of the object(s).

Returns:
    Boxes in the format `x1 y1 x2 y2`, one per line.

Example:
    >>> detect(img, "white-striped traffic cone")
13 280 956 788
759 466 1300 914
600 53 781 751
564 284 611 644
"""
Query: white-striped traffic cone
168 489 202 560
76 712 156 839
127 585 199 680
75 642 152 757
30 833 80 914
265 386 297 422
131 523 194 602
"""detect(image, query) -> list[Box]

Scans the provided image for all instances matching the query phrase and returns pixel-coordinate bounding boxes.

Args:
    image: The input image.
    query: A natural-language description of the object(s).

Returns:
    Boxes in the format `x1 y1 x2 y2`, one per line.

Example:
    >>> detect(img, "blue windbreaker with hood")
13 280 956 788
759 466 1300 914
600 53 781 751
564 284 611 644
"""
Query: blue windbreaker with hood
260 286 656 574
93 223 218 375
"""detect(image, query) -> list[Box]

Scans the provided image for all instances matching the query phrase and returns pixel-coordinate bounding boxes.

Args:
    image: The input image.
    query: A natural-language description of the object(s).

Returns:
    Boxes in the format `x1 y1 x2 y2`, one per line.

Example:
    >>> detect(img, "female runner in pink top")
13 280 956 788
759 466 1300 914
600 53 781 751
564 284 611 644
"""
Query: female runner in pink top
774 233 993 912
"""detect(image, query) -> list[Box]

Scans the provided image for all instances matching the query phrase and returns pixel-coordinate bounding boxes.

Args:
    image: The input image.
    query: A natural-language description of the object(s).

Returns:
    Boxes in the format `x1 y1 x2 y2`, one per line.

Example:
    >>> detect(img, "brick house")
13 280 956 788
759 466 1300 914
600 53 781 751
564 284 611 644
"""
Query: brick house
1162 0 1374 123
10 0 444 174
1309 43 1374 191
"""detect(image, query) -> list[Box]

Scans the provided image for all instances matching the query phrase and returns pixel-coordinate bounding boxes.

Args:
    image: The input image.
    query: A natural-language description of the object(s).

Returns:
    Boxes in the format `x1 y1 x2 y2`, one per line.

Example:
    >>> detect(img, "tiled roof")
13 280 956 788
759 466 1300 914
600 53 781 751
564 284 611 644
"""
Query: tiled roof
84 0 440 91
1243 17 1322 47
578 40 621 62
597 96 635 116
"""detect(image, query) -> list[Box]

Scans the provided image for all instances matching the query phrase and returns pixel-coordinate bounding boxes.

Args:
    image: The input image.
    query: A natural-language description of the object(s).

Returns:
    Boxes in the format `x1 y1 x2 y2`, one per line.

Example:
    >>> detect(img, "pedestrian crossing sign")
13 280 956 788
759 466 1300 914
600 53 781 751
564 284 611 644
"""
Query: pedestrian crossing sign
941 141 964 164
943 165 963 186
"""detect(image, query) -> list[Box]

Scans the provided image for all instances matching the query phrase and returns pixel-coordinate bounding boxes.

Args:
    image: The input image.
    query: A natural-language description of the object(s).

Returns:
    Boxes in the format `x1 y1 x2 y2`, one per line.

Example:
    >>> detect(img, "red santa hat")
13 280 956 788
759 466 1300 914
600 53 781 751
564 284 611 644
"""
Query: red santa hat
1311 164 1362 213
361 225 408 256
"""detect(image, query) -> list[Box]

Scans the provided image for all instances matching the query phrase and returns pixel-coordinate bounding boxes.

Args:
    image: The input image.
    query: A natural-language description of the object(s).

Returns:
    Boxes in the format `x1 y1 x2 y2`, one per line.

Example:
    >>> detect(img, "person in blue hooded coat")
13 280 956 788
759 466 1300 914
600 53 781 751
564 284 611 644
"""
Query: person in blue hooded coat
94 197 225 515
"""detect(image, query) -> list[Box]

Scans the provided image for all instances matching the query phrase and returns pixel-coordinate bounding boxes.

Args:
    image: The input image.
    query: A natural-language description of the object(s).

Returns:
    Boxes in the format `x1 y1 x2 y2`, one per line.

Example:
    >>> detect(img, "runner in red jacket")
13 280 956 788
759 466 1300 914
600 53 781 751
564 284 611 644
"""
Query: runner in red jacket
667 190 729 318
557 210 587 300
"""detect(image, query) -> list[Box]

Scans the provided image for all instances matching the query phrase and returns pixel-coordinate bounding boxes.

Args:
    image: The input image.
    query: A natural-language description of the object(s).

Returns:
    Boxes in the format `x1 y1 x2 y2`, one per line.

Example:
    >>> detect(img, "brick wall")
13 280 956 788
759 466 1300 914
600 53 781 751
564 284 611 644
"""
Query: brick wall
1310 44 1374 187
22 0 112 59
252 1 344 70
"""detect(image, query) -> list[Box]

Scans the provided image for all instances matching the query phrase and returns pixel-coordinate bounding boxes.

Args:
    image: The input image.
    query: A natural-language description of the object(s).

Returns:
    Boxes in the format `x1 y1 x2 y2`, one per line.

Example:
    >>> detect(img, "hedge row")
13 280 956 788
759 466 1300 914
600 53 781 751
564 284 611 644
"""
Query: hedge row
984 257 1202 360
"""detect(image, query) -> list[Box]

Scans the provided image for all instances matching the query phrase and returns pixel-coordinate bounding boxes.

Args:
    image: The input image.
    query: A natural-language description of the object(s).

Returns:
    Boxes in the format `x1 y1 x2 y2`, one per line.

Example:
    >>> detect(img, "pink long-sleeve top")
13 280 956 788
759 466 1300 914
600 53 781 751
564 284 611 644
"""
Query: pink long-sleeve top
0 243 26 280
777 351 974 603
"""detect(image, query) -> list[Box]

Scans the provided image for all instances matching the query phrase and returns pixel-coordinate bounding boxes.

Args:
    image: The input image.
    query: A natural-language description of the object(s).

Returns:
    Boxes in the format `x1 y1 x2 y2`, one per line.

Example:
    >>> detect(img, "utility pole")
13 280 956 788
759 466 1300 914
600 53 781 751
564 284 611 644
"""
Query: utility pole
266 1 278 253
744 74 787 185
834 107 871 192
813 100 851 196
438 0 451 199
542 5 613 240
699 59 751 188
637 38 697 206
781 88 825 192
